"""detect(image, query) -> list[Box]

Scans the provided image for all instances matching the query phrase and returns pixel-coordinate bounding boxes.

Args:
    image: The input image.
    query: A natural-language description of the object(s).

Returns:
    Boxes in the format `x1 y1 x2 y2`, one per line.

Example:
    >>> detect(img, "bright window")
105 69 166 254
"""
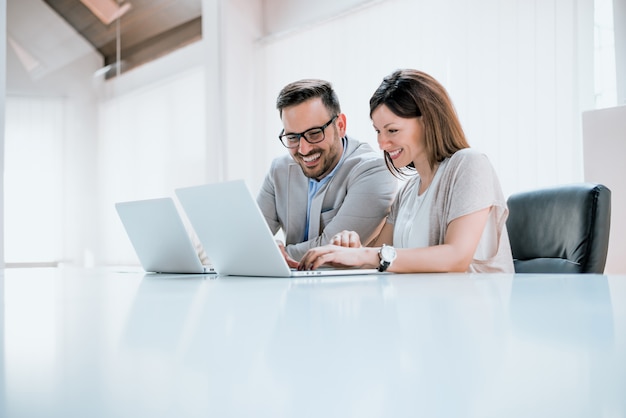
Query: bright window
594 0 618 108
4 97 65 265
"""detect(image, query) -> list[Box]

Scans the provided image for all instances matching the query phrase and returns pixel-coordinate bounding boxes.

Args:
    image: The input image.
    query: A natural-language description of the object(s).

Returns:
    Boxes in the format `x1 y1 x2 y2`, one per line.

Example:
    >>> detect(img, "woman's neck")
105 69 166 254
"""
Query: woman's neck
415 162 439 195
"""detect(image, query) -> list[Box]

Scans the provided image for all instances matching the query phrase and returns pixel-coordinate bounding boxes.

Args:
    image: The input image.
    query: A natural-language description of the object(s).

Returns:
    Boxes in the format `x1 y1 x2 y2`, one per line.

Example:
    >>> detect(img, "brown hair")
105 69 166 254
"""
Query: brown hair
369 69 469 177
276 79 341 118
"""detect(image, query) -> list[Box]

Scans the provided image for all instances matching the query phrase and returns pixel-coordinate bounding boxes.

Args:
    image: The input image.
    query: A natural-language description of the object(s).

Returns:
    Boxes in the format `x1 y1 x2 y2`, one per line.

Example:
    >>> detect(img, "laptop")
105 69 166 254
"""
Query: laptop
115 197 215 274
174 179 381 277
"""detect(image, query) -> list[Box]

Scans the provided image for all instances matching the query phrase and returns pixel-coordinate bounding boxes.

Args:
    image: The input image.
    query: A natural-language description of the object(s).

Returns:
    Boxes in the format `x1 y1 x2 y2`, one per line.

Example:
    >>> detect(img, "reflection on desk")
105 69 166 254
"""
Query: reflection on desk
1 268 625 417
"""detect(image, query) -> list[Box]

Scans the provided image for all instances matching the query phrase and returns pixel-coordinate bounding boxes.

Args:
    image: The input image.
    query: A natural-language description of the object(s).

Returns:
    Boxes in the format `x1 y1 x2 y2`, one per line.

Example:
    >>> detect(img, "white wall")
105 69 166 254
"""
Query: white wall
263 0 382 36
583 105 626 274
215 0 266 188
0 0 5 405
260 0 595 198
3 0 605 267
615 0 626 104
97 0 265 266
1 0 6 269
6 0 103 266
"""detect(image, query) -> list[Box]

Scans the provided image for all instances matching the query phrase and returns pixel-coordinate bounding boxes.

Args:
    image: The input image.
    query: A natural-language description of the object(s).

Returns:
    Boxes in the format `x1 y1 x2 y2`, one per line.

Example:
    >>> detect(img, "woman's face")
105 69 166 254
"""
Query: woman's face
371 104 425 169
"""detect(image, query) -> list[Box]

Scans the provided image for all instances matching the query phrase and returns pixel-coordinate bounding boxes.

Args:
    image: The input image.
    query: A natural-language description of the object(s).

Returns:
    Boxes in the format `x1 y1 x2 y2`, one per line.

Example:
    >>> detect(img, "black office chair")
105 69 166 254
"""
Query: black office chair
506 183 611 273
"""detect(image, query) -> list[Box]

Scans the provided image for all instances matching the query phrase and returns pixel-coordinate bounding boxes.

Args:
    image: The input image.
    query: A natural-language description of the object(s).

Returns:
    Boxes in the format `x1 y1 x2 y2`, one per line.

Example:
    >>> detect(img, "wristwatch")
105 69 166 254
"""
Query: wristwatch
378 244 397 272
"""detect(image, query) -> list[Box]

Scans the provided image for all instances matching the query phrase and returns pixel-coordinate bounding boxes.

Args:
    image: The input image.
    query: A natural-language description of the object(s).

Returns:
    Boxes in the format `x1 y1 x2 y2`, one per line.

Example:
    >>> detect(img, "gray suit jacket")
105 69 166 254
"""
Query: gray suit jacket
257 136 397 261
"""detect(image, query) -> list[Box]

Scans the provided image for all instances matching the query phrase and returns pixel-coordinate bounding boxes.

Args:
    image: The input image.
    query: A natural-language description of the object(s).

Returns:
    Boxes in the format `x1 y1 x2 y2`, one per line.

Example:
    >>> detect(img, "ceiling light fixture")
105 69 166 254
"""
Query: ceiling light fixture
79 0 132 25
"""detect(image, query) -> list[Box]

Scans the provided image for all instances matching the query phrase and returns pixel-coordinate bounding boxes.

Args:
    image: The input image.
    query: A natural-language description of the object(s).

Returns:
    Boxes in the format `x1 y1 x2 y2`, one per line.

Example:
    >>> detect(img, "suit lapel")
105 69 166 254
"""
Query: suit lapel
287 163 309 242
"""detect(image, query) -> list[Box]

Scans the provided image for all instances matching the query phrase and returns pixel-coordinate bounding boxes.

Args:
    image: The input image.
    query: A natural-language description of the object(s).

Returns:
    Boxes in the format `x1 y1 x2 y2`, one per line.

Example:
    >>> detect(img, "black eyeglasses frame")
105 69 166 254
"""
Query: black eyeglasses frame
278 115 338 149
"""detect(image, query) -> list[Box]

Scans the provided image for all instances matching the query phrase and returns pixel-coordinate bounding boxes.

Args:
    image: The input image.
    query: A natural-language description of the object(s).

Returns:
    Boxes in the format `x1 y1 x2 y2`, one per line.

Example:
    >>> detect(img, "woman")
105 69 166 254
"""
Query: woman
298 69 514 273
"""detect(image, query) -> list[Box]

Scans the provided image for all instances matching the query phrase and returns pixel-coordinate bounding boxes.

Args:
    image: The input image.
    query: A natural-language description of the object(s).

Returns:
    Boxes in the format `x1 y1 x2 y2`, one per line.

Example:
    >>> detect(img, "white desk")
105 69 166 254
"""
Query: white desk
1 267 625 417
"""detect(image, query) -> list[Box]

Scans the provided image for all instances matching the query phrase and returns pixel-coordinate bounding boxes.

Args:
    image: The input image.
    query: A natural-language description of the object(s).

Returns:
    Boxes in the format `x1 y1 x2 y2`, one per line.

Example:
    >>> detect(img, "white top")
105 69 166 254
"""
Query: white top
387 149 513 272
393 159 446 248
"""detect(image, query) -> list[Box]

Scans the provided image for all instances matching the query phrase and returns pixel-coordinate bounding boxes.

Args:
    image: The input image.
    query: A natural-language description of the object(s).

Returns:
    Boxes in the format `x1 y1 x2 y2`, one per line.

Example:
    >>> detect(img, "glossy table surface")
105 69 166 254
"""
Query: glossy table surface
1 267 625 418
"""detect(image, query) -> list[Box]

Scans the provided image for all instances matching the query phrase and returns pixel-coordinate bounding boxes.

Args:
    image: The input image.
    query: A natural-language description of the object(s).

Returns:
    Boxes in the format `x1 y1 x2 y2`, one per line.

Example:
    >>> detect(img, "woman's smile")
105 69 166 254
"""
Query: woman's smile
387 148 403 160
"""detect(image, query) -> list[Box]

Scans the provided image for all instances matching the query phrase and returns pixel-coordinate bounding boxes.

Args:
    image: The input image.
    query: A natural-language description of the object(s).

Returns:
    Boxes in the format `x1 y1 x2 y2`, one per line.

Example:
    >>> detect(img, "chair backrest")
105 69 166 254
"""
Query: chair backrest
506 183 611 273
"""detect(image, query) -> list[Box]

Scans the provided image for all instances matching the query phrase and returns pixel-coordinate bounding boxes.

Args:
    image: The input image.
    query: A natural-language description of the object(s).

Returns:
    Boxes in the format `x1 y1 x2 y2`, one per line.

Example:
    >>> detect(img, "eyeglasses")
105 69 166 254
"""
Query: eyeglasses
278 115 338 148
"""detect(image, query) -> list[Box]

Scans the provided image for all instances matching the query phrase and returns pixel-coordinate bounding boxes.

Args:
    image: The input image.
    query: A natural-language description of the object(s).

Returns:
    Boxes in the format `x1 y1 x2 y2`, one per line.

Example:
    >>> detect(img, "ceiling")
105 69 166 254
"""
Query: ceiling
42 0 202 78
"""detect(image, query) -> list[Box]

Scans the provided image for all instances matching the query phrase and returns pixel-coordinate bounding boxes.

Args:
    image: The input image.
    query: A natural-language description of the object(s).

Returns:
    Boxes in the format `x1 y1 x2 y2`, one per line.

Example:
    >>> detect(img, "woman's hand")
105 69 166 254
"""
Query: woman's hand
330 230 362 248
298 245 378 271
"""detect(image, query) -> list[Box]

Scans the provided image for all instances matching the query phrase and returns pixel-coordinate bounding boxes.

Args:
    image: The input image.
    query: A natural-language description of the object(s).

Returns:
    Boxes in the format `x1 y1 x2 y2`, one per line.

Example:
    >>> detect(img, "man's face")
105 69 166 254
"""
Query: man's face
280 98 346 181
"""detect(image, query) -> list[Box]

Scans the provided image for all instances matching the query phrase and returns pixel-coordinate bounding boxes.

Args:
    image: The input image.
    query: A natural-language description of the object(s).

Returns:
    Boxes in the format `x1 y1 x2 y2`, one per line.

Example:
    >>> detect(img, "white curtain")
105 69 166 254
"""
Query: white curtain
4 97 65 264
259 0 594 198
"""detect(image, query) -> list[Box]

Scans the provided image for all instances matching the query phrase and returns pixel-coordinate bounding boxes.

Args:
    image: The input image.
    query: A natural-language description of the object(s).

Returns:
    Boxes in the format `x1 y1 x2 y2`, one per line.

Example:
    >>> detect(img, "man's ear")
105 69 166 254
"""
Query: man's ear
336 113 347 137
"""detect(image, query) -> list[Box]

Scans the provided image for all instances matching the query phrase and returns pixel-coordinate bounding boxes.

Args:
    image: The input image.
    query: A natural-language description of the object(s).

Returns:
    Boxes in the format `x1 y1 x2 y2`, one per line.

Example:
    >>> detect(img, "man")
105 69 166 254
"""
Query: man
257 79 397 266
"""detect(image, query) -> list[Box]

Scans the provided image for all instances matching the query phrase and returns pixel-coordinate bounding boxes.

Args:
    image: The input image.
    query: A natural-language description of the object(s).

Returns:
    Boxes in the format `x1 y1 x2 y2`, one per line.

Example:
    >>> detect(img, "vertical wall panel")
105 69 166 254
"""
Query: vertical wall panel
614 0 626 103
536 0 559 186
555 0 581 185
1 0 5 269
495 0 520 192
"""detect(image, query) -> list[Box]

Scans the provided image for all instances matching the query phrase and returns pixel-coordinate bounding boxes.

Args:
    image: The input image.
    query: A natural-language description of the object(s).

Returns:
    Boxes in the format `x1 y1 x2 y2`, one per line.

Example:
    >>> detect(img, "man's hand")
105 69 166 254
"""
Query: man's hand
276 240 299 268
330 230 362 248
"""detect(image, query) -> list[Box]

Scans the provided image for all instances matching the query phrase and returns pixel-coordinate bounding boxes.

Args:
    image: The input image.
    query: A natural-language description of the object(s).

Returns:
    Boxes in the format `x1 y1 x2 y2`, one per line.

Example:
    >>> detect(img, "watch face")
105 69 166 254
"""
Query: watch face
381 245 397 262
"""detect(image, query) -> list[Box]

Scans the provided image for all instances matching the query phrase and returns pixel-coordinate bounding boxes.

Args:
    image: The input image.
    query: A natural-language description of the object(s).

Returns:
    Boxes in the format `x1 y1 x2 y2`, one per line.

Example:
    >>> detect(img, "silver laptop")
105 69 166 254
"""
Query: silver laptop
115 197 215 274
174 179 381 277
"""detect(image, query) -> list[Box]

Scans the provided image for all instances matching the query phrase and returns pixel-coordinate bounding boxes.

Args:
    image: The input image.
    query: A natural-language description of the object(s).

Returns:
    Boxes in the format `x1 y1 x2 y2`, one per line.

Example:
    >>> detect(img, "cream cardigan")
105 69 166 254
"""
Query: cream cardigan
388 148 514 273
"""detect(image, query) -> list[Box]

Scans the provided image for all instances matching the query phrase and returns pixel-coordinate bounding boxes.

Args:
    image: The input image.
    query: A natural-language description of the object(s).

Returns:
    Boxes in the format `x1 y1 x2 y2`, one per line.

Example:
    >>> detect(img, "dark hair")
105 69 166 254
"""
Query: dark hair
370 69 469 177
276 79 341 117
